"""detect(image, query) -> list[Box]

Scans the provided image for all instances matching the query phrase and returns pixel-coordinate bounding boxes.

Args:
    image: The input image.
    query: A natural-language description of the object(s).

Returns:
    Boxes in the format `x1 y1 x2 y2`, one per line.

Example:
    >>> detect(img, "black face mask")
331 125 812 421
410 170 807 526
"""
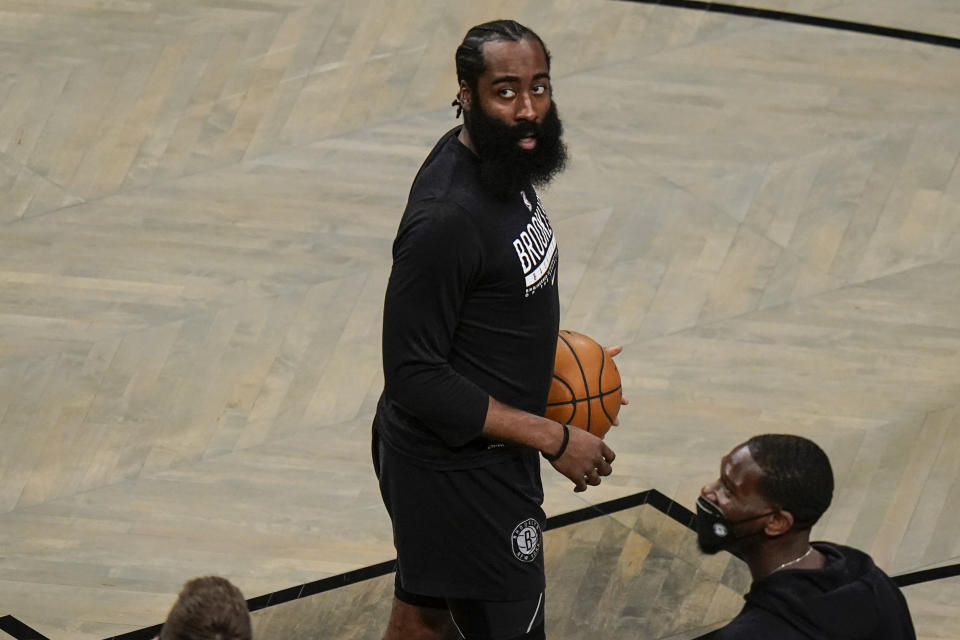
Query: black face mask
696 496 777 555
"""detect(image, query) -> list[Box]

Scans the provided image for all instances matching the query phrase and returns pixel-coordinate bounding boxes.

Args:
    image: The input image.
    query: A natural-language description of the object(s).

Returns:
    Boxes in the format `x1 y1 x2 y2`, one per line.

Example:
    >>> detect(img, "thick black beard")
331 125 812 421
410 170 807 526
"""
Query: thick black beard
463 99 567 198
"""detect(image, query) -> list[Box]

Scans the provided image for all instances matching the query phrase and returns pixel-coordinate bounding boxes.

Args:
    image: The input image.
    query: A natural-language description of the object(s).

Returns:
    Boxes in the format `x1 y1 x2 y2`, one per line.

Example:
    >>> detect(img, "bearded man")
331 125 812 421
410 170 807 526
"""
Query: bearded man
697 435 915 639
372 19 621 640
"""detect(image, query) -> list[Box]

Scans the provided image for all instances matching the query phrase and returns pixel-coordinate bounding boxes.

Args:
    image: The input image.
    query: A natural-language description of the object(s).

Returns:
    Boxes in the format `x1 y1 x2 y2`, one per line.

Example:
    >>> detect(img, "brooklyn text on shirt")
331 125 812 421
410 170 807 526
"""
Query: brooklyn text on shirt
512 193 558 297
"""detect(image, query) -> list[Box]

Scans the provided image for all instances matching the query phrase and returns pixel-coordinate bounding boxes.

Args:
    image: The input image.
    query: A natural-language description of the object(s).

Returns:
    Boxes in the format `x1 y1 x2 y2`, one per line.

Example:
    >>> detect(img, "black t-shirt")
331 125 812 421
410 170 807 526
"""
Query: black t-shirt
714 543 916 640
375 127 561 469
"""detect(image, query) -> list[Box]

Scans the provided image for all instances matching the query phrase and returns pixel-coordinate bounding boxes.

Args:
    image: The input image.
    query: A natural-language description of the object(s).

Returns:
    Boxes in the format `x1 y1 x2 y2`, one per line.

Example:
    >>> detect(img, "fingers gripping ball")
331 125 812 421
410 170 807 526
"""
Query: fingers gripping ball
545 330 622 438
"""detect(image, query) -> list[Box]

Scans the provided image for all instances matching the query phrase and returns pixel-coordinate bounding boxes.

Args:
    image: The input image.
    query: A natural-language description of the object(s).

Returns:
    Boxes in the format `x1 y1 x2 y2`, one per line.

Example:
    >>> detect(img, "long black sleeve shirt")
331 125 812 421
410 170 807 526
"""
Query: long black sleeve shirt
374 127 560 469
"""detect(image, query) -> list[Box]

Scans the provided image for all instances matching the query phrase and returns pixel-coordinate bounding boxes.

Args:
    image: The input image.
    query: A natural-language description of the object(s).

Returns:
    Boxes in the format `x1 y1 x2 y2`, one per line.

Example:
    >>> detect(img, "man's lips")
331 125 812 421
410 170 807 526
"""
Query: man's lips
517 136 537 150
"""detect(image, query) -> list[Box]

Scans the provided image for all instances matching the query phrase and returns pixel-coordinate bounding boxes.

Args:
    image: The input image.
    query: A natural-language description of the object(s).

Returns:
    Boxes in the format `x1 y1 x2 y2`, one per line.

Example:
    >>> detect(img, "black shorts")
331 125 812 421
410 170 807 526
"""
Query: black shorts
373 427 546 602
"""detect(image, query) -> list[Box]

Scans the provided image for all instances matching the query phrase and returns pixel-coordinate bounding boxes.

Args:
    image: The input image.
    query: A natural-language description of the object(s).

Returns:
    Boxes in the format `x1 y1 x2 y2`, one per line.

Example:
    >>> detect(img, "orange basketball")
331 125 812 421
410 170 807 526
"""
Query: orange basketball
544 330 622 438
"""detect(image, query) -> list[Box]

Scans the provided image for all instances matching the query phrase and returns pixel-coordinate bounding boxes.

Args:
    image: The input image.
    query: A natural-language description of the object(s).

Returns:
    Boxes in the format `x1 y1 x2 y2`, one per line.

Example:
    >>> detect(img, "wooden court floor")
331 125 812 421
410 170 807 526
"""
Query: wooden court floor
1 1 959 638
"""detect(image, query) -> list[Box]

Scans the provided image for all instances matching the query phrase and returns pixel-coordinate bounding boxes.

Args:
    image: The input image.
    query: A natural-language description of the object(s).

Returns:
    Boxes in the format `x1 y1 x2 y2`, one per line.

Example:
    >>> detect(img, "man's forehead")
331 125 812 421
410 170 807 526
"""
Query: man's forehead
479 38 549 77
723 444 761 482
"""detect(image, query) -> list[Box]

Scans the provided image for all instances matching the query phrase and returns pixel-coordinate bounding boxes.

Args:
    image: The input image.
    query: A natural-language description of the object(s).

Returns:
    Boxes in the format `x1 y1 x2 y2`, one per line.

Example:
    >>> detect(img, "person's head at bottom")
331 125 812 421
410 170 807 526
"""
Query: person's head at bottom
697 434 833 578
159 576 252 640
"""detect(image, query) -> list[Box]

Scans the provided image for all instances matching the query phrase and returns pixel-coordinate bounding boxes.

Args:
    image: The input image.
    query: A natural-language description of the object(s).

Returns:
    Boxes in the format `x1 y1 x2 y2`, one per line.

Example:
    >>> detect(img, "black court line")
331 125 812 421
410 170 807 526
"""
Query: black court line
2 490 956 640
0 616 49 640
617 0 960 50
893 562 960 588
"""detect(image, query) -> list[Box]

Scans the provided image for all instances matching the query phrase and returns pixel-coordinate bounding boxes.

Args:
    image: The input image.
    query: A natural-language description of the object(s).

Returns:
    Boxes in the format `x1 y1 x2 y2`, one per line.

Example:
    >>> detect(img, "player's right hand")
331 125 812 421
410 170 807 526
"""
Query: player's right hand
549 425 615 492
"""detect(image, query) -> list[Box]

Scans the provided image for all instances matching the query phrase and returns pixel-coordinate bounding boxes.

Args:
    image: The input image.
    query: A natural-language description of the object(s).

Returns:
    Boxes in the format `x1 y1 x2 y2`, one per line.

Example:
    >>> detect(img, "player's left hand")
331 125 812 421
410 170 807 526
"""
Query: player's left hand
604 345 629 426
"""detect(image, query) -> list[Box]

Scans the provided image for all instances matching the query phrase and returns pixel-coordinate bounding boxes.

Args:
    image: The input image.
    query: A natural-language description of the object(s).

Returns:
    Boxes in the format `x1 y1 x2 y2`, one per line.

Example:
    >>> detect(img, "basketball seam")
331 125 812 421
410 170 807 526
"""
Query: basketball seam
549 375 578 423
559 331 592 433
598 347 617 424
546 386 621 405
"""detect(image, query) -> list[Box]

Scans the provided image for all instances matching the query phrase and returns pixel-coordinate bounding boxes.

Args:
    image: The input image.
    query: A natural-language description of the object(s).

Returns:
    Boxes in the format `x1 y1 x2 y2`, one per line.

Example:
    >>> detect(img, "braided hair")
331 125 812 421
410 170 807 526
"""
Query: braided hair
452 20 551 117
747 434 834 530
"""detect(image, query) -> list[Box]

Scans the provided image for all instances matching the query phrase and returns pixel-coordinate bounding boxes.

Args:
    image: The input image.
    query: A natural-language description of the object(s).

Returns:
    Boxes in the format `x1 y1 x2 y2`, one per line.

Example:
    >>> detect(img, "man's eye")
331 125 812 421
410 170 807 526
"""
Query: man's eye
499 88 516 98
532 84 548 95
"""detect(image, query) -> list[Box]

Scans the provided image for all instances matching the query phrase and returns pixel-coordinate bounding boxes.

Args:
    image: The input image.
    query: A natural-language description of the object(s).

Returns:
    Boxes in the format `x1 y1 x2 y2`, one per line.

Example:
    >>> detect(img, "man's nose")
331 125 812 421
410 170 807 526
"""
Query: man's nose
701 482 717 502
516 92 536 121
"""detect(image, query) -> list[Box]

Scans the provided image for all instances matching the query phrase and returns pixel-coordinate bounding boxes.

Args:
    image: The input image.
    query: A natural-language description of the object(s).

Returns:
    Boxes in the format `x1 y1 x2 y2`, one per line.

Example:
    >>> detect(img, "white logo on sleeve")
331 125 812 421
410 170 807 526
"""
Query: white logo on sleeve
511 195 558 297
511 518 542 562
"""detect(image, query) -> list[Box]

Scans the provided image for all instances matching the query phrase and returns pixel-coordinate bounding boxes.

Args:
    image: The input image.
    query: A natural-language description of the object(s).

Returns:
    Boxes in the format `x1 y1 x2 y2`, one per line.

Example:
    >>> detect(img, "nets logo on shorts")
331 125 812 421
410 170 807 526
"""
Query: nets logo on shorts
511 518 542 563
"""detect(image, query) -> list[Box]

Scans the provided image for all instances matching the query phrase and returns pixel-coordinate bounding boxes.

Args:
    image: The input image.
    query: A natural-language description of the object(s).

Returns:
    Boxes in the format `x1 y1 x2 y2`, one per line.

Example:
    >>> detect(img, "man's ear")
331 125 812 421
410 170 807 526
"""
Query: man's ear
764 509 795 537
458 80 472 112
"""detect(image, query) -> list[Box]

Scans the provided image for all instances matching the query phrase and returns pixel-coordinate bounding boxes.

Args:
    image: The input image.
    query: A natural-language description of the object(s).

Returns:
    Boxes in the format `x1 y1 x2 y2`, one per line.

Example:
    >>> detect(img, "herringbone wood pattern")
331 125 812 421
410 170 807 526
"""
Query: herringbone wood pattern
0 1 958 638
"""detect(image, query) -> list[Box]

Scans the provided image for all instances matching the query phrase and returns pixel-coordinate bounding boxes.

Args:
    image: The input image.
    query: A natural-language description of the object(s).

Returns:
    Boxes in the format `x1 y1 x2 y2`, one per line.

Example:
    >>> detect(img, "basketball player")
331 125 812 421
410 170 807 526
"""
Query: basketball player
157 576 251 640
697 435 915 639
373 20 623 640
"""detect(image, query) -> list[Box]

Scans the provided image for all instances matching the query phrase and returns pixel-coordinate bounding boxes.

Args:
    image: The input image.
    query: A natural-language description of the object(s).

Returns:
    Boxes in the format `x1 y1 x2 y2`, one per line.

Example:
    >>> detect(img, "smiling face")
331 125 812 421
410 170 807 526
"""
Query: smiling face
700 444 781 540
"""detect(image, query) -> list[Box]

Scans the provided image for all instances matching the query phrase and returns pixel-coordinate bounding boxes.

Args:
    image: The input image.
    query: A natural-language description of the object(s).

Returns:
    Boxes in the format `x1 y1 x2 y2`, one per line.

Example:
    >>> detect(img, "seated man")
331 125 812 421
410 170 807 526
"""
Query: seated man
158 576 252 640
697 434 915 639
